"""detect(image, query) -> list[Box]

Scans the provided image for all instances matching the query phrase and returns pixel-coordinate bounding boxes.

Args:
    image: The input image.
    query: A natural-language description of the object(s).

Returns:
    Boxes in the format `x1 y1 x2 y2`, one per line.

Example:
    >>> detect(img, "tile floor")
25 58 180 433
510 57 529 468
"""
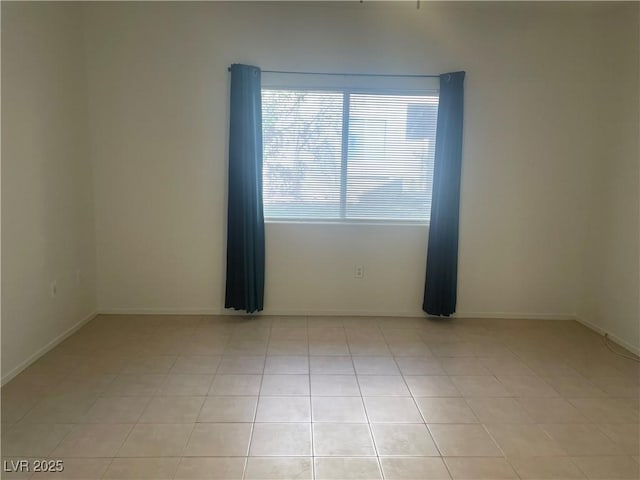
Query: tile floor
1 315 639 479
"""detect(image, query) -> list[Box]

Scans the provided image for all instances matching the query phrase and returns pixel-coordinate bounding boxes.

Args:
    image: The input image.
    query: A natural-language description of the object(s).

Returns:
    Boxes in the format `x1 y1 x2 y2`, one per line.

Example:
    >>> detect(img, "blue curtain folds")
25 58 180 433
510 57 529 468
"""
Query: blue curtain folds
423 71 466 316
225 64 265 313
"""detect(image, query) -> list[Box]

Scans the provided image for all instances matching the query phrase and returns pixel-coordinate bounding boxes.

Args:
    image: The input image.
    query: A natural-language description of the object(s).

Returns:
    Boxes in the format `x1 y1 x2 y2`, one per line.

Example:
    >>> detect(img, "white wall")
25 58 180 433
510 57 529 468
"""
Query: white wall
84 2 609 320
1 3 96 380
578 4 640 353
83 2 617 321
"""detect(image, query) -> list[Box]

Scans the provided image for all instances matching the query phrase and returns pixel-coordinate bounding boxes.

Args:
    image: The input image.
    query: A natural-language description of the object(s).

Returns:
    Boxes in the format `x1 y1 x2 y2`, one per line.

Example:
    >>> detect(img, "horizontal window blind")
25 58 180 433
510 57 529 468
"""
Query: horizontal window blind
262 87 439 223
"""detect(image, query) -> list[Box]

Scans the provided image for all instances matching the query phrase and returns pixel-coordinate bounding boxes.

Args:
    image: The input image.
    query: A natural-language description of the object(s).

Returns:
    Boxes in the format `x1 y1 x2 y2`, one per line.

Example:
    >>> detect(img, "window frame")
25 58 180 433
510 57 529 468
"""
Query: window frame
261 85 439 226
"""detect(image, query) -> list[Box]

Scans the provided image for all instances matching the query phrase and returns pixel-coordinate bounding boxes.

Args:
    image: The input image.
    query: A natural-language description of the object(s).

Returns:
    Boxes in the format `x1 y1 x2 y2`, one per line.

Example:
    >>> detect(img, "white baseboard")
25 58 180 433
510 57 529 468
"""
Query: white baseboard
1 310 98 386
97 307 575 321
454 311 575 321
575 316 640 356
98 307 223 316
252 308 426 318
255 309 575 320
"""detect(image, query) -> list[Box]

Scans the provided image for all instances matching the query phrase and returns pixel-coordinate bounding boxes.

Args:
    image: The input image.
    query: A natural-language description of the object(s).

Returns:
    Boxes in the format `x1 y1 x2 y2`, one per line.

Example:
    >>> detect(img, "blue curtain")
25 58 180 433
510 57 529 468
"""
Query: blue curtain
423 71 465 316
225 64 265 313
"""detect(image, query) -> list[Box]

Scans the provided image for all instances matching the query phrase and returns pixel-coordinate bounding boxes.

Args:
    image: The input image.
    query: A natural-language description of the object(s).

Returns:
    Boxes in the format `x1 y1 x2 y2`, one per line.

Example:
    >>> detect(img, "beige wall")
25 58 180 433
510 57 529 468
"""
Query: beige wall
1 3 97 380
84 2 603 319
578 4 640 353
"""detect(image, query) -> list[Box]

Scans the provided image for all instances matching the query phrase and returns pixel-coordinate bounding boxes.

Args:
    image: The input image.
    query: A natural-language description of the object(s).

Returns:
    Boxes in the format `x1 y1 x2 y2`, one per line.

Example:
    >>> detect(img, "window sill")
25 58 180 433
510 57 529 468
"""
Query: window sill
264 219 429 227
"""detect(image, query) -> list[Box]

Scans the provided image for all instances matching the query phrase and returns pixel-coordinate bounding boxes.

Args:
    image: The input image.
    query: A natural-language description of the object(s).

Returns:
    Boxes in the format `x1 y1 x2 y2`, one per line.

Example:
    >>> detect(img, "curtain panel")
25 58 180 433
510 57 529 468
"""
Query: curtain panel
225 64 265 313
423 71 466 316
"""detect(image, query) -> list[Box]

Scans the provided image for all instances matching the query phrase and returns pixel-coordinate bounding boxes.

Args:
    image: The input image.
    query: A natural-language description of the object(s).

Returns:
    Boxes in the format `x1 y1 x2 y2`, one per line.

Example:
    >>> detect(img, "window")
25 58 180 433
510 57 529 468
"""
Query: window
262 85 439 223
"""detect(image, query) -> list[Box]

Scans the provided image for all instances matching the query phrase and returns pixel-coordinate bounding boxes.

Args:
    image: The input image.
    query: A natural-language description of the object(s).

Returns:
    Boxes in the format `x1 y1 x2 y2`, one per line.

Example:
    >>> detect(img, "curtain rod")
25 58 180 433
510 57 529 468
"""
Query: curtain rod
263 70 440 78
227 67 439 78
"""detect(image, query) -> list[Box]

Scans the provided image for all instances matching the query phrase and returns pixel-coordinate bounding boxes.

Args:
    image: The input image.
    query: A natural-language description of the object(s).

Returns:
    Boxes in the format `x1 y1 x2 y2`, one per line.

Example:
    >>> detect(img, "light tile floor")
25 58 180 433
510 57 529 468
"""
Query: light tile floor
2 315 639 479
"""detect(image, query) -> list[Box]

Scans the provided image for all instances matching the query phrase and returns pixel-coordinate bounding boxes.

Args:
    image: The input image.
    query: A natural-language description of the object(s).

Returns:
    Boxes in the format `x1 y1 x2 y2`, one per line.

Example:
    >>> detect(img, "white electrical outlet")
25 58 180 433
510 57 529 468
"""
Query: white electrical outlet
355 265 364 279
